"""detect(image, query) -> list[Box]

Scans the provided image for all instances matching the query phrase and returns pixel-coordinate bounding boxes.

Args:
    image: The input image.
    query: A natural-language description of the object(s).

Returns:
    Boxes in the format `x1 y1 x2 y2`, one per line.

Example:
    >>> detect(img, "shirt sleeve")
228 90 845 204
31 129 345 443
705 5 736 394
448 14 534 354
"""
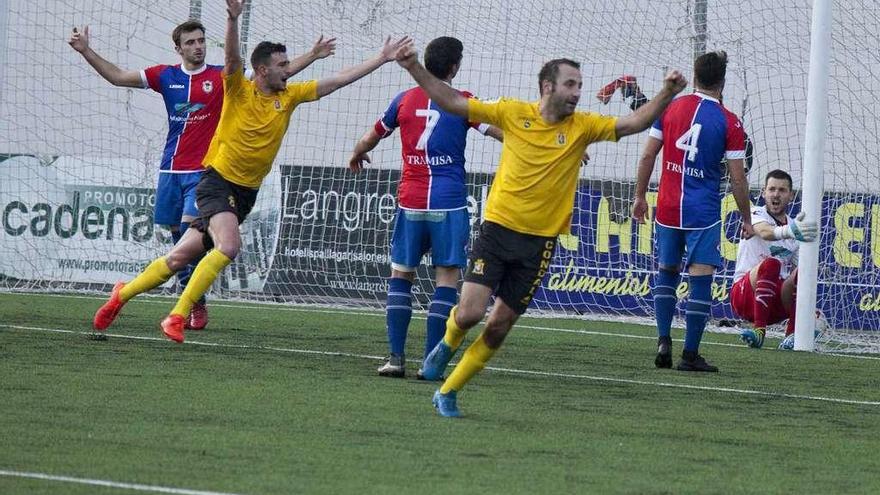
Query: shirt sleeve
374 92 404 138
467 97 508 129
459 90 490 134
223 68 246 97
581 113 619 144
141 65 167 91
725 112 747 160
751 207 773 226
648 115 663 141
285 80 319 106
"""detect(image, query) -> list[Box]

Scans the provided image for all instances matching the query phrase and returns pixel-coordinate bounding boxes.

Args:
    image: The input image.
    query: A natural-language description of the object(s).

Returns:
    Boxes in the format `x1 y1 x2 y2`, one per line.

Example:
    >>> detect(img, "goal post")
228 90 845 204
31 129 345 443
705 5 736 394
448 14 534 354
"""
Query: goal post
794 0 832 352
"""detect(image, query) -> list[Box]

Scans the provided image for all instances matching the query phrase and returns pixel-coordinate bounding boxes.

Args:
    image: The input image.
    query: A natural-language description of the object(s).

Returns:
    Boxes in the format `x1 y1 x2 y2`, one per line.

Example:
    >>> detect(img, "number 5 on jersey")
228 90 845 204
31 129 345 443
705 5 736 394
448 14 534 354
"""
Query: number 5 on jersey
675 123 702 161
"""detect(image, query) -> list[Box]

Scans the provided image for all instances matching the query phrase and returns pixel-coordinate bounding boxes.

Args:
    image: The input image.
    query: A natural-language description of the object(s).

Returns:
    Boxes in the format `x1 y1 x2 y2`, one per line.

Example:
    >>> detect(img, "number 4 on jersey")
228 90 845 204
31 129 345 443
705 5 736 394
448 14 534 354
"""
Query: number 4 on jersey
674 123 702 161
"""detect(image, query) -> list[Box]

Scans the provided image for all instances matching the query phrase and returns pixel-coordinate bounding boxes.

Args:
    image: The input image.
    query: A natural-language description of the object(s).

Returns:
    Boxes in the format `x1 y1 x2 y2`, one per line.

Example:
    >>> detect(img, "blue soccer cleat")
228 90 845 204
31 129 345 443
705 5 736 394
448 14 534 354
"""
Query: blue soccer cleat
779 334 795 350
740 327 765 349
421 341 458 381
432 389 461 418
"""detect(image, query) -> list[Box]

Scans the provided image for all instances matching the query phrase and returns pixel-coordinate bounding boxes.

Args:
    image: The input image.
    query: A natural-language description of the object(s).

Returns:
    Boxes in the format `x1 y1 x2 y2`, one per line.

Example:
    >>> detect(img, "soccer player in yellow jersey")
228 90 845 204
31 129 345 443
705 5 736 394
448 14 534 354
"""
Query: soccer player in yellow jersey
395 44 687 417
92 0 413 343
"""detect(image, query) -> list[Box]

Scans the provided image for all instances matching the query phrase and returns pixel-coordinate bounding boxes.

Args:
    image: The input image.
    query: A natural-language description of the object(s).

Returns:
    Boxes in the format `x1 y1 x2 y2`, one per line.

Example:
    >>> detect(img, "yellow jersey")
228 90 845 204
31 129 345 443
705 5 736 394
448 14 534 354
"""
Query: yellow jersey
468 98 617 236
204 70 318 188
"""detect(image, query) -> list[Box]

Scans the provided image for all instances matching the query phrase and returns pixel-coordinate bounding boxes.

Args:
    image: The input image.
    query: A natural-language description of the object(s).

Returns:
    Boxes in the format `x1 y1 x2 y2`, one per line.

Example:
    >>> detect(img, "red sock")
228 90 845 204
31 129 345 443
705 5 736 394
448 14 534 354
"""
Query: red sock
753 258 782 329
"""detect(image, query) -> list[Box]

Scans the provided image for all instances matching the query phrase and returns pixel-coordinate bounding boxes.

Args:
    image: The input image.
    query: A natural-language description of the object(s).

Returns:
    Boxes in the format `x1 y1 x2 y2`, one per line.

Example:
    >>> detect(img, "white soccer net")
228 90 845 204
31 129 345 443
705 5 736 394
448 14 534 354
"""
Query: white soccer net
0 0 877 352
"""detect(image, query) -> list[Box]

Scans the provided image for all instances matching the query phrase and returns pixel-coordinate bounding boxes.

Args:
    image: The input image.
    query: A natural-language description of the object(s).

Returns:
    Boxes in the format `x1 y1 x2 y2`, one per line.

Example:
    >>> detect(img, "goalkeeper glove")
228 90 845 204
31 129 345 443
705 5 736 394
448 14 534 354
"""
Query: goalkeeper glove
774 212 818 242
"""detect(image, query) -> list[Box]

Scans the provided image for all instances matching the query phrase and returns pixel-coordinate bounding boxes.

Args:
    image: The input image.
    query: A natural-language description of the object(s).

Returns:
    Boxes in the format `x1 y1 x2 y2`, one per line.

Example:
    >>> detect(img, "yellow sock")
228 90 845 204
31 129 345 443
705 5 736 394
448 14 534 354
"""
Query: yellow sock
171 250 232 317
440 333 496 393
119 257 174 302
442 306 468 350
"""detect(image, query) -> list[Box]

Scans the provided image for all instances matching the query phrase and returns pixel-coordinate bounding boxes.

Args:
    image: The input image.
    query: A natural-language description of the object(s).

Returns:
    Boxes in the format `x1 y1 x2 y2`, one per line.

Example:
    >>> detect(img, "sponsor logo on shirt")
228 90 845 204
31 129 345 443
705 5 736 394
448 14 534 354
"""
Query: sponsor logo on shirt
169 84 185 89
405 154 454 166
173 102 206 115
665 160 705 178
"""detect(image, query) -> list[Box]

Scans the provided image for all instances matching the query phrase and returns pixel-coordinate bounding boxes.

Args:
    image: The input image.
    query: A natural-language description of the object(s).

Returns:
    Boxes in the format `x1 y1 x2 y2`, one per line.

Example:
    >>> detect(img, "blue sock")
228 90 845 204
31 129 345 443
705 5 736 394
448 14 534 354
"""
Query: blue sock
426 286 457 359
176 221 206 304
386 278 413 356
654 270 680 338
684 274 713 352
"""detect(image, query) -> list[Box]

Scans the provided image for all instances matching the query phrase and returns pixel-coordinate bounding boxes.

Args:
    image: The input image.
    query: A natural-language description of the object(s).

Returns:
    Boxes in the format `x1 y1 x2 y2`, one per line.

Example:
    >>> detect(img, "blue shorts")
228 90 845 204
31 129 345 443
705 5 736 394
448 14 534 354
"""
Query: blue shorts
655 223 722 269
390 208 470 271
154 171 203 226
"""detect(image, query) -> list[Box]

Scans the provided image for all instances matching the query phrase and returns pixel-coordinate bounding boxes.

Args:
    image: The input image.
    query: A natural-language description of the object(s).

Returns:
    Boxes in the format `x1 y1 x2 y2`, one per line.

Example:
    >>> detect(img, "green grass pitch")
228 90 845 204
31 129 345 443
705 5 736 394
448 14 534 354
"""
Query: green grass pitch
1 292 879 494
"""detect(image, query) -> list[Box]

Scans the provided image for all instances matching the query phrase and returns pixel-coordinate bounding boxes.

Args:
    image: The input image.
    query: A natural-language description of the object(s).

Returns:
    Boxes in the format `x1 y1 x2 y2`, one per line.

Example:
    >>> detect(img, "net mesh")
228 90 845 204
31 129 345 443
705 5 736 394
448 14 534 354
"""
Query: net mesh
0 0 878 352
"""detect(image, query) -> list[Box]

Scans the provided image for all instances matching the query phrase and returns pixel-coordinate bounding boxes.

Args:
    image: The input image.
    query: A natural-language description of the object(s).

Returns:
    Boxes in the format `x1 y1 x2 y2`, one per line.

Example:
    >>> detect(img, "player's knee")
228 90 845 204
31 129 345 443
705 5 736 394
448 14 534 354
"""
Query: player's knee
757 257 782 279
164 251 189 272
455 305 484 330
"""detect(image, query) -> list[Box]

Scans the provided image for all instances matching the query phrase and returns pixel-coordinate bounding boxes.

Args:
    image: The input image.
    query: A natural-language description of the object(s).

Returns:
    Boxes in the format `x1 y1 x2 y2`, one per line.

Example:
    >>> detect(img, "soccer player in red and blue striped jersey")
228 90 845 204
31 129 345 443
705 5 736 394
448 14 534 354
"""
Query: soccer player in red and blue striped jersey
70 20 221 329
632 51 753 372
72 20 335 331
349 37 501 379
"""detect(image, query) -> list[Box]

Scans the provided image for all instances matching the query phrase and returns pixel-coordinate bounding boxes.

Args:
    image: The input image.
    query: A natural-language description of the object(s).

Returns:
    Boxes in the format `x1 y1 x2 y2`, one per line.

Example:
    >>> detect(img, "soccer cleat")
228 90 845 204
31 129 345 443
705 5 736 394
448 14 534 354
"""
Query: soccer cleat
432 389 461 418
187 302 208 331
420 341 459 381
93 282 127 331
779 334 795 350
655 336 673 369
676 351 719 372
778 327 823 351
377 353 405 378
740 327 766 349
161 314 186 343
416 368 443 381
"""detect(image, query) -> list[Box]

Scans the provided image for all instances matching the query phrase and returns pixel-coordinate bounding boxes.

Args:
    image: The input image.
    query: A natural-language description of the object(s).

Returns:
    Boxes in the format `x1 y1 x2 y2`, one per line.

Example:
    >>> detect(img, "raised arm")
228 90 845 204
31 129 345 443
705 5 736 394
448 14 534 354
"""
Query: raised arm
68 26 143 88
316 36 412 98
615 70 687 138
395 44 469 118
631 136 663 223
223 0 245 76
284 35 337 79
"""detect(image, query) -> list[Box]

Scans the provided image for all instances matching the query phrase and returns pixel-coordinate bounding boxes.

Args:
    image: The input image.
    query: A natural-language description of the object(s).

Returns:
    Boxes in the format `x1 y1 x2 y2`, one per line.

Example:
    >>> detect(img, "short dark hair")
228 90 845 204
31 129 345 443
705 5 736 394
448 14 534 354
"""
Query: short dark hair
765 169 794 190
538 58 580 96
424 37 464 79
251 41 287 69
693 50 727 91
172 20 205 48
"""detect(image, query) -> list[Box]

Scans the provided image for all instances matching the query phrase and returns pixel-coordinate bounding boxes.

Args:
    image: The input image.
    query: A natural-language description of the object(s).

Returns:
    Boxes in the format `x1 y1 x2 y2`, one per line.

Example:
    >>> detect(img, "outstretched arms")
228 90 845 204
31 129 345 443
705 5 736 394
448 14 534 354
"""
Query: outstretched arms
615 70 687 138
395 44 470 118
284 35 337 79
68 25 143 88
316 36 412 98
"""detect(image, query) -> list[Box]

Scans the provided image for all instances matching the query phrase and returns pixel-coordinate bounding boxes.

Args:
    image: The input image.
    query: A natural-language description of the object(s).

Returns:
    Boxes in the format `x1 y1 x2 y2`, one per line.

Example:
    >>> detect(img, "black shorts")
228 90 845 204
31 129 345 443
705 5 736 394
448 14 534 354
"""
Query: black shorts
464 221 557 315
190 168 259 249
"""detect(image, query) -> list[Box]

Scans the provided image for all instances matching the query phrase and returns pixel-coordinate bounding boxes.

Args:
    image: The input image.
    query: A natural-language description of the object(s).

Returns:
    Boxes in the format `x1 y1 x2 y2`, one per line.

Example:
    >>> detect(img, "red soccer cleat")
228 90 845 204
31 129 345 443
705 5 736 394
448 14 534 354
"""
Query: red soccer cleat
187 302 208 331
161 314 186 343
93 282 127 331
